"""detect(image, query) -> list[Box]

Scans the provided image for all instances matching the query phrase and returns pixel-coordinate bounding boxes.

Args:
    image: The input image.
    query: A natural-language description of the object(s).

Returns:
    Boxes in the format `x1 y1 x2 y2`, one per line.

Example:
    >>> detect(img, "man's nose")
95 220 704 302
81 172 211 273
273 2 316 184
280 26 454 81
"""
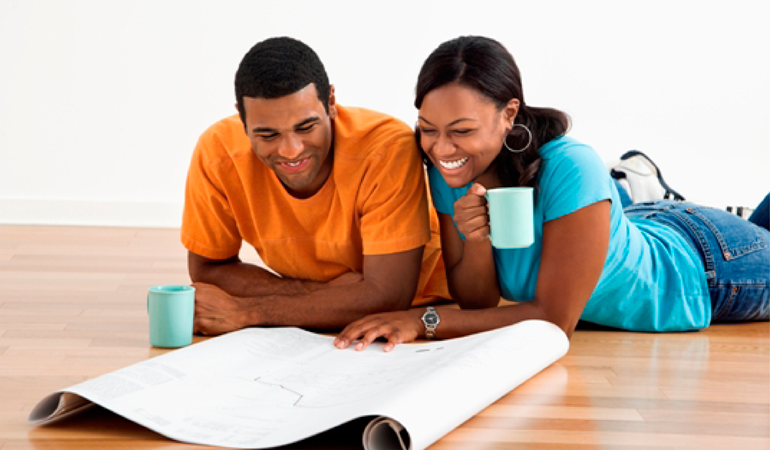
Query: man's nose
278 134 304 160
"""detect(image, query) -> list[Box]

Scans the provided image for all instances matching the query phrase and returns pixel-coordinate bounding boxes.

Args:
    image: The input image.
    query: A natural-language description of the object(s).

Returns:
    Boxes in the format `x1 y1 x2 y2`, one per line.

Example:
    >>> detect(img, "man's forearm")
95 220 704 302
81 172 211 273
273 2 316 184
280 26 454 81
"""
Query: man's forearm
238 279 407 329
192 259 324 298
190 248 423 335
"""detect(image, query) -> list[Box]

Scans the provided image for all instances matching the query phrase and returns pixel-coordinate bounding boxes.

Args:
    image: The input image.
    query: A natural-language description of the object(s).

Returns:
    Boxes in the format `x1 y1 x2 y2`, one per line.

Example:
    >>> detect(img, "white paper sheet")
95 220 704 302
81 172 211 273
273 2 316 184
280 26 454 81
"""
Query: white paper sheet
29 319 569 450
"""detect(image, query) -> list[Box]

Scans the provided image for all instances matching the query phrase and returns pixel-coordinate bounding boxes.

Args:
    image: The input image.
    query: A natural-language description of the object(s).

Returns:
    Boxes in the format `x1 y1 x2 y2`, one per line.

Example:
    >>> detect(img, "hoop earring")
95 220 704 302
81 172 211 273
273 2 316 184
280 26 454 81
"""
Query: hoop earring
504 123 533 153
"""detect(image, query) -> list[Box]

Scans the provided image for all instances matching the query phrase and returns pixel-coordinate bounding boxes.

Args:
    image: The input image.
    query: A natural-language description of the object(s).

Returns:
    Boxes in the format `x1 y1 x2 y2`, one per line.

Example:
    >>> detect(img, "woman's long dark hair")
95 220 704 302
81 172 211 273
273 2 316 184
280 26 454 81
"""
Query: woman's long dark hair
415 36 570 188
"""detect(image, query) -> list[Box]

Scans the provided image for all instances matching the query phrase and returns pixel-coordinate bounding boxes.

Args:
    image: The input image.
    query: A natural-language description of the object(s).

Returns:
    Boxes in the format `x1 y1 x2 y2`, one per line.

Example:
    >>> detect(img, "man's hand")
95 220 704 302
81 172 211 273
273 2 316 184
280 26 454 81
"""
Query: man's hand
192 282 247 336
454 183 490 242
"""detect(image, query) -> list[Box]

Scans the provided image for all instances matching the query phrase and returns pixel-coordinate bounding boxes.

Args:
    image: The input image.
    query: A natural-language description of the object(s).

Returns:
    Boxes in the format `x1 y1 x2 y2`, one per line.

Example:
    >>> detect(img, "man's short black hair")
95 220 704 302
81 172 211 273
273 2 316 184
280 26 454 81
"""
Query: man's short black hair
235 37 330 123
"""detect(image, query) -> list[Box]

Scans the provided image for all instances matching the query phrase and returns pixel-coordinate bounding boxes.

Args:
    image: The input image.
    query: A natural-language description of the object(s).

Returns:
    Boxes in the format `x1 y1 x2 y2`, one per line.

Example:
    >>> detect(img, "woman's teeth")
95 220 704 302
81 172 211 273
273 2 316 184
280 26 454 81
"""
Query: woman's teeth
439 157 468 170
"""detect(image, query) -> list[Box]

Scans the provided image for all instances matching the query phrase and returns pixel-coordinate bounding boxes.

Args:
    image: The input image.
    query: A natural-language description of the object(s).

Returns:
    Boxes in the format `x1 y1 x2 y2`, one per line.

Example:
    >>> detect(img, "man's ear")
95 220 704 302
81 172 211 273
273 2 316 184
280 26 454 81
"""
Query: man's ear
235 103 248 133
327 85 338 120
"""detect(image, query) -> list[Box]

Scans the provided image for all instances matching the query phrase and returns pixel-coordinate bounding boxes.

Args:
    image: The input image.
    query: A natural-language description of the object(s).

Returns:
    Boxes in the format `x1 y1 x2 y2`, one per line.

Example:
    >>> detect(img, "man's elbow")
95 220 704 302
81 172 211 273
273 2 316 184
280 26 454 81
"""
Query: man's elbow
187 252 238 283
187 252 207 282
188 264 202 283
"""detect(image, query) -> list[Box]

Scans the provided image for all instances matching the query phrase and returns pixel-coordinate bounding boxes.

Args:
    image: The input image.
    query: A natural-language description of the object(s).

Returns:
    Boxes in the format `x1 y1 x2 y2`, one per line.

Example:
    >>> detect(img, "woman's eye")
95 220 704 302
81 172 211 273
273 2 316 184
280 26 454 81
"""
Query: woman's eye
420 128 437 135
452 129 472 135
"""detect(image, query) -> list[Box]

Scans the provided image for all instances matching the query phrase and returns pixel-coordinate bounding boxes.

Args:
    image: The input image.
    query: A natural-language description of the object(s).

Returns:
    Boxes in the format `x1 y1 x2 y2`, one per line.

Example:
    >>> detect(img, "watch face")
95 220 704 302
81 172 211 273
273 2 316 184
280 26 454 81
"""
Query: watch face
425 314 439 326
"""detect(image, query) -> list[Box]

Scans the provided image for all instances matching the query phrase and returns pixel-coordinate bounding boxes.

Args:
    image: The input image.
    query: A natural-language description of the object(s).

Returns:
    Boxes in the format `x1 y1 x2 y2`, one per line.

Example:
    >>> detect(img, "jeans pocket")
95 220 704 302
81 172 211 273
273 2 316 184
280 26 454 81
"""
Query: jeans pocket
685 206 768 262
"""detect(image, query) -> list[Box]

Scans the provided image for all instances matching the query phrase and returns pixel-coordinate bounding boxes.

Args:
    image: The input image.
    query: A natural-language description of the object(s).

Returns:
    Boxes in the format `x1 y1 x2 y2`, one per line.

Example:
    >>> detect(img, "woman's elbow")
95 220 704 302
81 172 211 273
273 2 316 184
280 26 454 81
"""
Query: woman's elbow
546 312 581 340
533 302 581 339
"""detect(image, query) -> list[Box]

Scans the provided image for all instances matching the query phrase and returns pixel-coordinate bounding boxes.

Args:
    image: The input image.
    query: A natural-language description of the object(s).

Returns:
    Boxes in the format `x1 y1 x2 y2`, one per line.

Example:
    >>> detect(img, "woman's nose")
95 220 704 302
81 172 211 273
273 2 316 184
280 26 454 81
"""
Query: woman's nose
433 133 455 157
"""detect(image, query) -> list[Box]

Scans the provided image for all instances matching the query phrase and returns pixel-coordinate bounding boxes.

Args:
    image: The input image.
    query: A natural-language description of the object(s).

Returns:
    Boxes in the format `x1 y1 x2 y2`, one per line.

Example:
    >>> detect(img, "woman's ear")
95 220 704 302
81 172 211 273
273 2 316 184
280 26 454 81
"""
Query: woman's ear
504 98 521 125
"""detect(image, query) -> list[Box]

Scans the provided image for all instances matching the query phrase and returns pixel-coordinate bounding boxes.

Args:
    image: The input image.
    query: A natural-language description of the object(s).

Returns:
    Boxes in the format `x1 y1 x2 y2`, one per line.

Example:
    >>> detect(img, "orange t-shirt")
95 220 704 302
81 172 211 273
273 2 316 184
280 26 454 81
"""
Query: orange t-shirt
181 106 448 304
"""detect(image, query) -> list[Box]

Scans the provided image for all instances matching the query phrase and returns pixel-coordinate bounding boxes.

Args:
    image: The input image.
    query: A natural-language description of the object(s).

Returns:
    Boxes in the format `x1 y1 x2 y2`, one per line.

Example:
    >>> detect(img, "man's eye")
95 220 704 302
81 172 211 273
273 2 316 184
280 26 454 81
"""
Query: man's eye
297 124 316 133
257 133 278 140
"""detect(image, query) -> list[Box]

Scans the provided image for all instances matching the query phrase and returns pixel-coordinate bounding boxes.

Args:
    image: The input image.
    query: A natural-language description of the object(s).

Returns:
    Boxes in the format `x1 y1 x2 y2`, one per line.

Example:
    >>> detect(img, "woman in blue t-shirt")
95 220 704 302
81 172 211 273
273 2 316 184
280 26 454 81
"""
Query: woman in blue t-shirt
334 36 769 352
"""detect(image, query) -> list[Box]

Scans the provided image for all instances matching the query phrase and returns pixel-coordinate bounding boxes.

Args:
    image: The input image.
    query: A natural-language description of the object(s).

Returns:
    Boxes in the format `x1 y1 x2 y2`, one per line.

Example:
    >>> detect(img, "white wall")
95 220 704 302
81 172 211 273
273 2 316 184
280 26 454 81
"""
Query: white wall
1 0 767 227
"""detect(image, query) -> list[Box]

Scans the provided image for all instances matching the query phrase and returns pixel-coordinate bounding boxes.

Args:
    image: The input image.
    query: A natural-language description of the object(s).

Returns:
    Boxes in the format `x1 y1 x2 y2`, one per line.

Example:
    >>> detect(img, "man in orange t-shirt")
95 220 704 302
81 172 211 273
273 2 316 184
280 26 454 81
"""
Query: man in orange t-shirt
181 37 448 336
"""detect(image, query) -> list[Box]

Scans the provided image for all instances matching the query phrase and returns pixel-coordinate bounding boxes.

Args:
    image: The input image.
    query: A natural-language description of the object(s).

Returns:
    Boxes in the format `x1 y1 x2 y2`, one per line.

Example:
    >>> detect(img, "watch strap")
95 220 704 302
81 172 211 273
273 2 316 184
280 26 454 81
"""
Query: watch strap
422 306 439 339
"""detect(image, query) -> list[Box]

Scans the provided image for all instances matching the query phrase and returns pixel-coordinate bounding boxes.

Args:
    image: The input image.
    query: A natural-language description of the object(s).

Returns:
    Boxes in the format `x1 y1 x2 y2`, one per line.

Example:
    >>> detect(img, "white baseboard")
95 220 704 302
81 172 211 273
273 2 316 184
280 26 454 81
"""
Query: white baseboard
0 198 183 228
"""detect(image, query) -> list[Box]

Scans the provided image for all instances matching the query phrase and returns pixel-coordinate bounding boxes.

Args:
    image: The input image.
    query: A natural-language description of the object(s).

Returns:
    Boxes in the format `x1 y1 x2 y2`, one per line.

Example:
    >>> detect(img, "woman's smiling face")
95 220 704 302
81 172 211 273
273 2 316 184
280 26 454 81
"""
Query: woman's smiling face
418 82 518 188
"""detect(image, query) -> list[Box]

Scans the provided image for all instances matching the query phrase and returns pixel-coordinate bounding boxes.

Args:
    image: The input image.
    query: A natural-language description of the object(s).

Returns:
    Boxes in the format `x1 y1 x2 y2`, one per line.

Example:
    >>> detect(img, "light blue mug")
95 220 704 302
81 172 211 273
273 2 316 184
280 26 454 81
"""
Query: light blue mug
147 285 195 348
484 187 534 249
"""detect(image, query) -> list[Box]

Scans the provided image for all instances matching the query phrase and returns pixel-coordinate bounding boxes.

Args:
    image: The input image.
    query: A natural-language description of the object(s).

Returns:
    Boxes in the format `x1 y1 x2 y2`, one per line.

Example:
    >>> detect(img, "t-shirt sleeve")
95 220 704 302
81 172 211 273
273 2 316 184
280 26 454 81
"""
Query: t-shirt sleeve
180 131 242 260
358 134 433 255
539 141 613 223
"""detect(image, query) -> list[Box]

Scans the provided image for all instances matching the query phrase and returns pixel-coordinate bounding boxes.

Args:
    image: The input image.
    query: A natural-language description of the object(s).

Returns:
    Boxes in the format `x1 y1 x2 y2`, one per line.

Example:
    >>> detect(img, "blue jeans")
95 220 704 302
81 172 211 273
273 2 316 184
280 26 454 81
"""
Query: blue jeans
615 181 770 322
749 194 770 230
615 179 634 209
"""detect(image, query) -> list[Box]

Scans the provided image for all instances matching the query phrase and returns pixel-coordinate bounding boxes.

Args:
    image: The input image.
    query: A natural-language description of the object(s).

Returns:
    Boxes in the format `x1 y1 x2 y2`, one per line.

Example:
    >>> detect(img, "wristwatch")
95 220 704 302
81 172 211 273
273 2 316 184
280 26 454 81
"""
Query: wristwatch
421 306 440 339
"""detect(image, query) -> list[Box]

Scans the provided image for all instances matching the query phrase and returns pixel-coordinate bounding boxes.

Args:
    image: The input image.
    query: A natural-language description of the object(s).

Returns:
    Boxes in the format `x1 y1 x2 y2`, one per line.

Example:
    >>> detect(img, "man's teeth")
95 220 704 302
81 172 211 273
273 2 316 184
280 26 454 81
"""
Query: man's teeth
439 157 468 170
285 160 303 167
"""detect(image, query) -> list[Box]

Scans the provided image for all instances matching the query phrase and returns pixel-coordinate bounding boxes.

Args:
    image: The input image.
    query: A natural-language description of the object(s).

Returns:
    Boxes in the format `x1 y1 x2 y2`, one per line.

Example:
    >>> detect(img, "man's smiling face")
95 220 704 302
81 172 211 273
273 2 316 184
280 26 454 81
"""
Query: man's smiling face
242 83 337 198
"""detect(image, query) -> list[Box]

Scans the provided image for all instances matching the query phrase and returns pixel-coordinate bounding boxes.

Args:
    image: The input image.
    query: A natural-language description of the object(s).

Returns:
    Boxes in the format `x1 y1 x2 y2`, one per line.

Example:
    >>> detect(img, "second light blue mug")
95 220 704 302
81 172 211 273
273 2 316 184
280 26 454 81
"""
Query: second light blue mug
147 285 195 348
484 187 534 249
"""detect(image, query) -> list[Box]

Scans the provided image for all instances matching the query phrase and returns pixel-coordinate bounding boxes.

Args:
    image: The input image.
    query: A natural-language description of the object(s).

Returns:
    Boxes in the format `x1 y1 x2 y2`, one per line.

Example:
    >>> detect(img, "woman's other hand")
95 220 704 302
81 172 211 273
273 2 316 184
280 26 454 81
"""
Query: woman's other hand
334 309 424 352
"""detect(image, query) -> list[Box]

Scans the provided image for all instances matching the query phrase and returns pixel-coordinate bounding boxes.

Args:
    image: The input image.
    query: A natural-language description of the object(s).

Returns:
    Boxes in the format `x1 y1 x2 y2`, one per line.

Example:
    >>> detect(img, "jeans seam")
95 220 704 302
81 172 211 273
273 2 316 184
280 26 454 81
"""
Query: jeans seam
688 207 736 261
666 208 717 280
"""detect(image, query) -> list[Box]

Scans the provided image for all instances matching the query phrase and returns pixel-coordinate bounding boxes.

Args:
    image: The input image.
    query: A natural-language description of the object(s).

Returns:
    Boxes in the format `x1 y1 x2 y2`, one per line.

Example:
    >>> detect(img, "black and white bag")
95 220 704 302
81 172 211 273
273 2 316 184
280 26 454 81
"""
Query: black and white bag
610 150 685 203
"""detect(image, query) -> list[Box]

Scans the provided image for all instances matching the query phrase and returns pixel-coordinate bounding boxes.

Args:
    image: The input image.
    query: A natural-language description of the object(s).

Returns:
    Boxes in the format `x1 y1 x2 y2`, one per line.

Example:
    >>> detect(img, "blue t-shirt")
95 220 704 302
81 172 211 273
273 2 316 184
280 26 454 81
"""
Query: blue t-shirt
428 136 711 331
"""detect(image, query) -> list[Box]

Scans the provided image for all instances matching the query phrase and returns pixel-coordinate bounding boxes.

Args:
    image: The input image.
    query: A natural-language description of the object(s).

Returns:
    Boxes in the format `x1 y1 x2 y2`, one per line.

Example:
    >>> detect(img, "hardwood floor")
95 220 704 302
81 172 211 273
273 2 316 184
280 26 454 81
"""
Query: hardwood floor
0 224 768 450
